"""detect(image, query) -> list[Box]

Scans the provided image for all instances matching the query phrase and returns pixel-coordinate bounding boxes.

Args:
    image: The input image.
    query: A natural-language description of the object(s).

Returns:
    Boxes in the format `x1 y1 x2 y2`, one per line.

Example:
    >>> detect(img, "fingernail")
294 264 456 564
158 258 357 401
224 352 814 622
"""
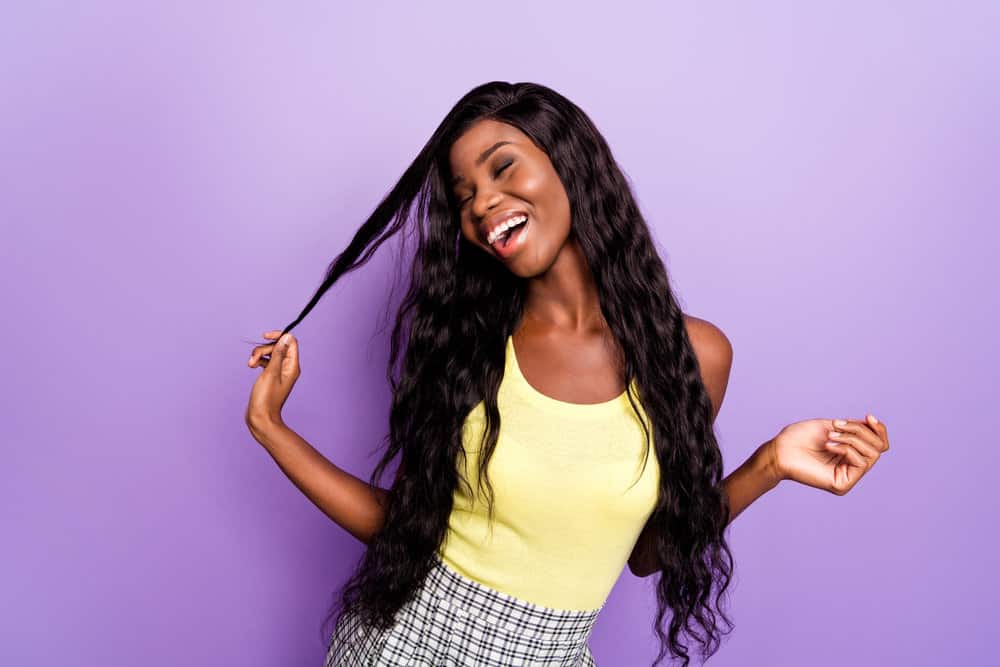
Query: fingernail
834 419 847 427
869 414 879 424
280 334 290 345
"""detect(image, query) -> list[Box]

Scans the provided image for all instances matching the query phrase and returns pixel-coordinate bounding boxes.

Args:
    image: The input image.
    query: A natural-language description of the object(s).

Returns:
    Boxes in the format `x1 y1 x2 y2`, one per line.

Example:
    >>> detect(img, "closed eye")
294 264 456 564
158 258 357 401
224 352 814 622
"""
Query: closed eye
457 159 515 207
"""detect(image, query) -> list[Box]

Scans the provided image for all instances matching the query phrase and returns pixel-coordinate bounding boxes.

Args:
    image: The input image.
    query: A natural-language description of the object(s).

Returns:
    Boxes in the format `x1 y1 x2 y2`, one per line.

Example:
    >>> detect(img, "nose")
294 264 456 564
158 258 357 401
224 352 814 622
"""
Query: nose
470 188 503 221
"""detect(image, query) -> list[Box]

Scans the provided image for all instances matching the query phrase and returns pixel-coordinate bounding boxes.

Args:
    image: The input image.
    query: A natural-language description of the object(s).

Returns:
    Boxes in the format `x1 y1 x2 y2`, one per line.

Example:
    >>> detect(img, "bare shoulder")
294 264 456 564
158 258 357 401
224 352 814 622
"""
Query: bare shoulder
682 314 733 422
682 314 732 363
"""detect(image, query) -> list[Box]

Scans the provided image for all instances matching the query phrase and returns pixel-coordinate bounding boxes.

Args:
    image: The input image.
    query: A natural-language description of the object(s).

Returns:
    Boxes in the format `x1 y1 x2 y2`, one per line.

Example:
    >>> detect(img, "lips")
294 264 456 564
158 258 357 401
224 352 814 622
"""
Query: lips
489 215 530 260
481 209 530 245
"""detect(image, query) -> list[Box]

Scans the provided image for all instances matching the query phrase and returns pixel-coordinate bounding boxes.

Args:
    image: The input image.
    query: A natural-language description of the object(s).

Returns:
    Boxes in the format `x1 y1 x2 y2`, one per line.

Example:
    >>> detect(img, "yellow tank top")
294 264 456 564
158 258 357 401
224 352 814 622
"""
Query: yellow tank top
436 334 661 611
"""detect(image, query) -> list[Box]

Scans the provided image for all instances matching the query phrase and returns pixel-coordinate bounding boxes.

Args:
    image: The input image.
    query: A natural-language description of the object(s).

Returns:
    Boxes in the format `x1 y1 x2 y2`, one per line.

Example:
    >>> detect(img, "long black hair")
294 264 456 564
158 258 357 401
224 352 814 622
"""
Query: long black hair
256 81 734 666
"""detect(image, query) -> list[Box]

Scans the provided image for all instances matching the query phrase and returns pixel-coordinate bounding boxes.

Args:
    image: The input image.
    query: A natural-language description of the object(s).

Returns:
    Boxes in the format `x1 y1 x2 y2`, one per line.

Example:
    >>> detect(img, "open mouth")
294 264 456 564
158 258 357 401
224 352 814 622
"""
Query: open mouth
488 214 528 250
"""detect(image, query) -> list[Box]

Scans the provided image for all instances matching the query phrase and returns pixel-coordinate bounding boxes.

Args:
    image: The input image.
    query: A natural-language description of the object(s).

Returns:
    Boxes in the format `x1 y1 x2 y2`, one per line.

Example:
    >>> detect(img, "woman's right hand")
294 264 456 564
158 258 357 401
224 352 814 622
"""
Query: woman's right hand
245 330 301 432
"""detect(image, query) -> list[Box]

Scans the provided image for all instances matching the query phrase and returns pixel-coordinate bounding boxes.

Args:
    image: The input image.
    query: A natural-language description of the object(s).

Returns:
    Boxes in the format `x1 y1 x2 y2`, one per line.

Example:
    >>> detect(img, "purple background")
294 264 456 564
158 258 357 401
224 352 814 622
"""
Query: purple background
3 2 996 665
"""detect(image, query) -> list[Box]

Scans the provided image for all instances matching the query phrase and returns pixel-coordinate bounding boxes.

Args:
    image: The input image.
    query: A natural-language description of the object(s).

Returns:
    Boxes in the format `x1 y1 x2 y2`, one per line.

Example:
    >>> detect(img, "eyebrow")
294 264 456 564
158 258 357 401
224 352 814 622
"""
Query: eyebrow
450 141 513 187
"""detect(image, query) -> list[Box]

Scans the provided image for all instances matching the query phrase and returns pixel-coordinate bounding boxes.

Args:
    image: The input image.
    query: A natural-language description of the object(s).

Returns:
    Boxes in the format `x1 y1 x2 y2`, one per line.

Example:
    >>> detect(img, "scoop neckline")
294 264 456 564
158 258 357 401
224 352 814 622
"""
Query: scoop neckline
506 334 632 417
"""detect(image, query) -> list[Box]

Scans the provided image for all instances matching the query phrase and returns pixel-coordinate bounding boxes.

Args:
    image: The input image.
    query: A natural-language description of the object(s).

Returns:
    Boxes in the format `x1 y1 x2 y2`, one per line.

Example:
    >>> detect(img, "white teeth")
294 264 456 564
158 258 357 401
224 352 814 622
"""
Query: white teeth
487 215 528 245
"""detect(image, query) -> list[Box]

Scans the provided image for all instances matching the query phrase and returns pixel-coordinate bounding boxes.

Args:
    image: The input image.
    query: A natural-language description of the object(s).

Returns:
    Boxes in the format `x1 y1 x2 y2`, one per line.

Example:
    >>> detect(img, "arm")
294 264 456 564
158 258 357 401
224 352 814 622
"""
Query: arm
249 418 390 545
629 316 779 578
722 439 781 524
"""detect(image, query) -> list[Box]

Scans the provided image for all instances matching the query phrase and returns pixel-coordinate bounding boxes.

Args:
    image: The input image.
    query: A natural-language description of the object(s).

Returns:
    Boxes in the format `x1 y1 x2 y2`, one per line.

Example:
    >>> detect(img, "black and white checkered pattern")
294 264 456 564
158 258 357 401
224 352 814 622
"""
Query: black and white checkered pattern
325 553 602 666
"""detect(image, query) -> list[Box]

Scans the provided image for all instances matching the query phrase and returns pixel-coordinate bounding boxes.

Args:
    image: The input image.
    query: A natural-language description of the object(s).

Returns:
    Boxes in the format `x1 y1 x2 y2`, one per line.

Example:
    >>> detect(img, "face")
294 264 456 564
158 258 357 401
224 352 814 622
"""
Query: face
448 119 572 276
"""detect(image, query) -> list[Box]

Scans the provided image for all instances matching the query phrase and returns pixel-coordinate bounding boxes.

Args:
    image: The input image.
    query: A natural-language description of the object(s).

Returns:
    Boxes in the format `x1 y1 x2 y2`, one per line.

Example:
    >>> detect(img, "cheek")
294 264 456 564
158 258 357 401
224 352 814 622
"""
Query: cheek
537 195 571 242
517 170 548 201
459 218 482 246
519 169 569 222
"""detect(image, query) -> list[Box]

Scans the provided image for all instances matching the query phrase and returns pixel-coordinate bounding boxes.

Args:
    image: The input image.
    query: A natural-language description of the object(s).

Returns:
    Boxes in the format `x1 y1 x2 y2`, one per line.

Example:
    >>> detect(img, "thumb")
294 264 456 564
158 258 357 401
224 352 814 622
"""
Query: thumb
281 333 298 369
264 333 290 375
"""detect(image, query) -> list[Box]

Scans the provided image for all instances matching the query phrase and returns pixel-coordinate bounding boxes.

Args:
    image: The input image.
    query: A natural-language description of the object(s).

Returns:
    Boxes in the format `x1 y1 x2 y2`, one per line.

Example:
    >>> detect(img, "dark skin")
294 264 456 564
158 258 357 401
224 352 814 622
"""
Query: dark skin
244 119 890 568
449 119 734 415
448 118 891 576
450 118 629 403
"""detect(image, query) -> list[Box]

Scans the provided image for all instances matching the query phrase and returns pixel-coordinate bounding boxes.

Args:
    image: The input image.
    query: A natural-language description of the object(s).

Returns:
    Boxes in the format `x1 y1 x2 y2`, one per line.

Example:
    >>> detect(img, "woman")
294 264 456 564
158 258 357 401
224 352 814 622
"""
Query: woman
244 81 890 666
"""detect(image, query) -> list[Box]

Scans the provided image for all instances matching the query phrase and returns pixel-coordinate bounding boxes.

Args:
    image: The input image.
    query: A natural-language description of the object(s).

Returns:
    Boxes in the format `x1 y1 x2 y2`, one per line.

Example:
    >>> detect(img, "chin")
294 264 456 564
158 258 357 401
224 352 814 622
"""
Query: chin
511 254 559 280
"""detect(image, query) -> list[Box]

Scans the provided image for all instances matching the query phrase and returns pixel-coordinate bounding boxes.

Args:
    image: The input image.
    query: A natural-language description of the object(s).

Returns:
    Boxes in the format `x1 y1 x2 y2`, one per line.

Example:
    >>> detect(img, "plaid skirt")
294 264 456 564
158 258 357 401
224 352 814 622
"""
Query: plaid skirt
325 553 602 666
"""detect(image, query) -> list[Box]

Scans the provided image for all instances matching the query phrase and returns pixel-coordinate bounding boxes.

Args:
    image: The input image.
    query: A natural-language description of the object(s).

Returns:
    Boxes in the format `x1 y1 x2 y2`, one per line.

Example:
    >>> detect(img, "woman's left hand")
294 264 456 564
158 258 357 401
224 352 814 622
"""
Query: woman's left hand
767 415 890 495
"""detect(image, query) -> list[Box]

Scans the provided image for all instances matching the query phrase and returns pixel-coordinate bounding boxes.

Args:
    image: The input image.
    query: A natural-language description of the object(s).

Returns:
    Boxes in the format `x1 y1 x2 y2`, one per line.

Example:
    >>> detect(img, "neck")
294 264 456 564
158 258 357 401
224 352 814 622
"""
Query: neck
521 236 605 333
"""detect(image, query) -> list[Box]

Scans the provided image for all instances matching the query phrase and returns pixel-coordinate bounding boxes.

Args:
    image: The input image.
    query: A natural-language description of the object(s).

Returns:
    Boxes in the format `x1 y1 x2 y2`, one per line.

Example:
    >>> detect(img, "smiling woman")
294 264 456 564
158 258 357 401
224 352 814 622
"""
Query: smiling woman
250 80 736 667
243 80 889 667
449 121 573 268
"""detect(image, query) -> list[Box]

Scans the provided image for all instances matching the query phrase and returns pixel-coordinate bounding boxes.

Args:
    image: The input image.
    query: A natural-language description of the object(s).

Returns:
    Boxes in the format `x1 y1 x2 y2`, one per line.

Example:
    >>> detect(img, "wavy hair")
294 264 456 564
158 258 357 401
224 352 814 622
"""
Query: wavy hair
256 81 735 666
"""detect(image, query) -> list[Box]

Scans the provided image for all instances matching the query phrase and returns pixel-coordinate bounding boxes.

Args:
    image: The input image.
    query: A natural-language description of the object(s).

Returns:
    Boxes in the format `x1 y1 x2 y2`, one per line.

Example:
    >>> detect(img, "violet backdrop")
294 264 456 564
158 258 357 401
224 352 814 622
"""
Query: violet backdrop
2 1 997 665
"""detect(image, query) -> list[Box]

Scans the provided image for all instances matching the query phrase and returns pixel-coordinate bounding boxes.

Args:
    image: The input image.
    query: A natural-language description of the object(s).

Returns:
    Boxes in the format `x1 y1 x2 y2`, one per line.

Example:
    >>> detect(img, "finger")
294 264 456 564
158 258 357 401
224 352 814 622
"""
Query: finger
249 331 292 367
282 333 298 370
248 343 276 367
859 415 890 453
264 334 290 376
830 420 881 458
826 434 877 463
825 440 868 467
867 414 890 452
827 429 880 463
829 433 879 467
